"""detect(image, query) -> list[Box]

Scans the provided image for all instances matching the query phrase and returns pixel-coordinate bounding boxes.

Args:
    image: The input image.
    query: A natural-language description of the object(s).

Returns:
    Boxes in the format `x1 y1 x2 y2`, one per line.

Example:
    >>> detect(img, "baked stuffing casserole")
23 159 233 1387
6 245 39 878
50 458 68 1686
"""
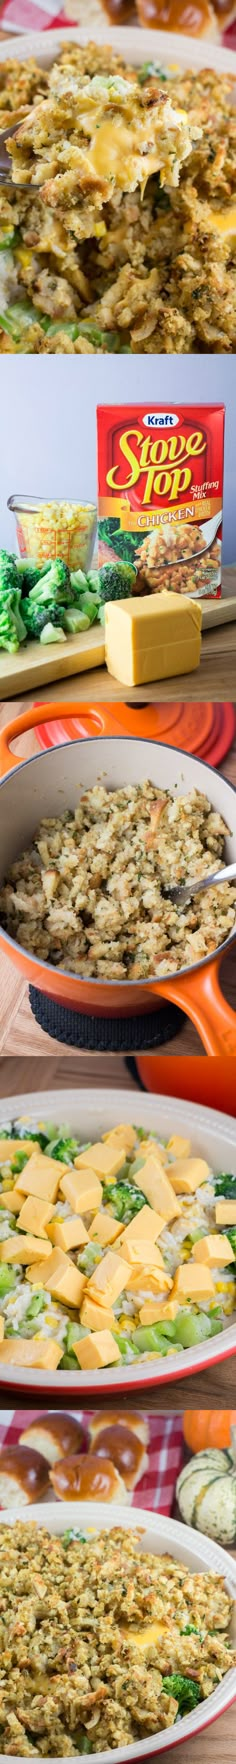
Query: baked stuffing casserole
0 45 235 354
0 1113 235 1370
0 1523 234 1753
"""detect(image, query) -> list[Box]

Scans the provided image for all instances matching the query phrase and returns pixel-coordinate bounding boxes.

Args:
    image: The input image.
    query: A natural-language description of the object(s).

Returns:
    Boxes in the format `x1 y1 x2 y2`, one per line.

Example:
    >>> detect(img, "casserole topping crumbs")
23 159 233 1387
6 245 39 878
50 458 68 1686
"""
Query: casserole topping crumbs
0 46 235 354
0 1523 234 1754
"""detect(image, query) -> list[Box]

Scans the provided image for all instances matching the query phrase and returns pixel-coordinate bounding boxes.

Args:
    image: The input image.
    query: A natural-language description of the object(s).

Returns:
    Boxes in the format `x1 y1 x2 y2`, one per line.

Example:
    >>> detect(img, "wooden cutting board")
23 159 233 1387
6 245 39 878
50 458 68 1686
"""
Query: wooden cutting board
0 625 105 698
202 597 236 629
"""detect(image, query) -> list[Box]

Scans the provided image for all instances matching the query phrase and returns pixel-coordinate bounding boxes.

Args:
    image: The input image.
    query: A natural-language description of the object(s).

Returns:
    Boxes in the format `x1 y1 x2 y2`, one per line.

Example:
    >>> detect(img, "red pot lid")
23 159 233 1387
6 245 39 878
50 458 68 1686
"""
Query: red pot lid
35 701 236 766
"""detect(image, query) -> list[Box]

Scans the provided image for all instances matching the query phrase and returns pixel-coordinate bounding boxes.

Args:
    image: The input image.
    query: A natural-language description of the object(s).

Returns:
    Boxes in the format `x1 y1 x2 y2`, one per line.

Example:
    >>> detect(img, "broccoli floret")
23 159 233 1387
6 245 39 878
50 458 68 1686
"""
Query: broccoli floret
162 1676 202 1716
63 608 90 634
69 568 88 597
23 599 66 639
224 1227 236 1256
40 622 65 645
29 559 71 606
103 1179 147 1224
90 562 136 604
0 590 26 652
214 1172 236 1198
15 558 51 595
0 550 19 593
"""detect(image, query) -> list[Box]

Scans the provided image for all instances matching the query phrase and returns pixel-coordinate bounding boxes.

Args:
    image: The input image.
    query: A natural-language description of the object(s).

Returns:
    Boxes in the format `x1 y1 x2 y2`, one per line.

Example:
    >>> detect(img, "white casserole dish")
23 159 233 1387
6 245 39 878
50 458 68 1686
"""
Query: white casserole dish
0 1501 235 1762
0 25 235 74
0 1087 235 1394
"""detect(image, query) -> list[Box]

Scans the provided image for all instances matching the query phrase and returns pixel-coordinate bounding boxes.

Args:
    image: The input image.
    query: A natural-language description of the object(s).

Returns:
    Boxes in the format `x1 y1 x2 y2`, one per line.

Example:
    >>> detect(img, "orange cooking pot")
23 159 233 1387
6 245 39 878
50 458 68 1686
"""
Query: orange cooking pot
0 700 236 1057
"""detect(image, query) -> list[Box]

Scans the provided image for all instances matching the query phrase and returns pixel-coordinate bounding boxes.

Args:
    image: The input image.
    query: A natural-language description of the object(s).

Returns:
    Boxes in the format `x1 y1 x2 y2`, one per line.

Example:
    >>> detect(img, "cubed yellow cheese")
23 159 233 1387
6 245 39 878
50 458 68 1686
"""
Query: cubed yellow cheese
17 1196 54 1238
0 1234 52 1265
121 1205 165 1247
192 1233 235 1267
89 1212 122 1247
80 1295 116 1332
74 1329 121 1369
169 1157 210 1194
47 1215 89 1252
0 1318 4 1341
60 1170 102 1213
0 1337 62 1369
121 1240 165 1269
15 1150 66 1203
139 1299 179 1324
0 1190 21 1213
74 1142 126 1178
135 1158 181 1222
127 1268 172 1295
32 1248 85 1308
87 1249 130 1307
0 1139 35 1164
167 1137 191 1159
102 1125 136 1153
215 1201 236 1226
172 1262 215 1301
105 593 202 687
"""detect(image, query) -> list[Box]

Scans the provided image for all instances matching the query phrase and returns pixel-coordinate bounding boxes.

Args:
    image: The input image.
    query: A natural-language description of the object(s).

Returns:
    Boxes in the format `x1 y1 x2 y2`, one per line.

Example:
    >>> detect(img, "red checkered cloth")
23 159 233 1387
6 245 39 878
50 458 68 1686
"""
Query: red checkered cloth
0 1410 183 1512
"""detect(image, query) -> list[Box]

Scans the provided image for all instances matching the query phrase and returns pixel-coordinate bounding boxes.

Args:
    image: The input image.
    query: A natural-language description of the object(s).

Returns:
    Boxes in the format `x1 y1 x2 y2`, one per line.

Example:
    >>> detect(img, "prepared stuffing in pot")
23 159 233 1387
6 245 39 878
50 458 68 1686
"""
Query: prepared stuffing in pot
0 1523 234 1755
1 781 235 979
0 46 235 356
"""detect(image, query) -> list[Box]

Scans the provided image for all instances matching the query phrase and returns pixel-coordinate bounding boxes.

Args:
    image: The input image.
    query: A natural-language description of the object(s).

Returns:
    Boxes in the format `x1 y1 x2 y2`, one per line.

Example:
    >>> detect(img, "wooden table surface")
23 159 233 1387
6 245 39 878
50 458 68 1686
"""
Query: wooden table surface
0 707 235 1056
0 568 235 704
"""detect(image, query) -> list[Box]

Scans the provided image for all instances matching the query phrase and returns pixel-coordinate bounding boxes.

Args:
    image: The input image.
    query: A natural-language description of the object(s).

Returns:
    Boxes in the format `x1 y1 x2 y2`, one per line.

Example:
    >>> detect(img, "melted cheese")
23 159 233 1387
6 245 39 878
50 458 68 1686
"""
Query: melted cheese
213 205 236 237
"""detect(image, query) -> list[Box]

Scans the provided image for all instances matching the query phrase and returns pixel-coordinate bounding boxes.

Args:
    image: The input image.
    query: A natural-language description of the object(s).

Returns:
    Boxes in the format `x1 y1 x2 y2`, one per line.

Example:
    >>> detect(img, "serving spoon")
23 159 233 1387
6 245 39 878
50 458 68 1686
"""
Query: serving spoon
163 860 236 908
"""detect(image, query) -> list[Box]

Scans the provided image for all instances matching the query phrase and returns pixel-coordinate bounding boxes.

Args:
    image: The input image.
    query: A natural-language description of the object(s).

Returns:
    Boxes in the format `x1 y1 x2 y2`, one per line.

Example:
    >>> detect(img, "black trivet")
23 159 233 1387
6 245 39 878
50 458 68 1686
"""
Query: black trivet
29 987 182 1051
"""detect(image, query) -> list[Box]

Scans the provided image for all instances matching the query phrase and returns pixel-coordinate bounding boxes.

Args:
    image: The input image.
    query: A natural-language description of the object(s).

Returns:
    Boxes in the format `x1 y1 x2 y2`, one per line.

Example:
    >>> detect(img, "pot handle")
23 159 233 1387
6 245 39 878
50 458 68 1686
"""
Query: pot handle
151 953 236 1056
0 700 126 775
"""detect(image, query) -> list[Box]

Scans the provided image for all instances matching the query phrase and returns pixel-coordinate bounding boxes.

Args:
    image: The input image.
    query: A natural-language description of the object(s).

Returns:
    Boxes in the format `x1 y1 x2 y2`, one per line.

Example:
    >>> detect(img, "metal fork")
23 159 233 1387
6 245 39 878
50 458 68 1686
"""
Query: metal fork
162 861 236 908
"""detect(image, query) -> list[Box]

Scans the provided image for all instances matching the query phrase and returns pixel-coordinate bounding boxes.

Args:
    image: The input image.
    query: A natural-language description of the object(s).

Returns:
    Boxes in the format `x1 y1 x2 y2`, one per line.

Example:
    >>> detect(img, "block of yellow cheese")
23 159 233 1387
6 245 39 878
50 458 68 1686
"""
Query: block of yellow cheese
0 1139 35 1164
121 1240 165 1269
192 1233 235 1267
74 1142 126 1178
80 1295 116 1332
139 1299 180 1324
0 1337 62 1369
47 1215 89 1251
74 1329 121 1369
167 1137 191 1159
105 593 202 687
0 1190 21 1214
135 1158 181 1222
0 1233 52 1265
172 1263 215 1301
60 1169 102 1213
102 1125 136 1153
215 1200 236 1226
26 1247 85 1308
89 1212 122 1247
18 1196 54 1238
169 1157 210 1194
15 1150 66 1203
87 1249 130 1307
121 1205 165 1247
127 1267 172 1295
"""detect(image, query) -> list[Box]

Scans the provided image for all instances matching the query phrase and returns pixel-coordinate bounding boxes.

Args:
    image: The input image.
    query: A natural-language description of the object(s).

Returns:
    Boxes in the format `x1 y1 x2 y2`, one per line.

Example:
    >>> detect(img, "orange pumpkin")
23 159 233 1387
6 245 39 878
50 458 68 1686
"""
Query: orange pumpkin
183 1411 236 1453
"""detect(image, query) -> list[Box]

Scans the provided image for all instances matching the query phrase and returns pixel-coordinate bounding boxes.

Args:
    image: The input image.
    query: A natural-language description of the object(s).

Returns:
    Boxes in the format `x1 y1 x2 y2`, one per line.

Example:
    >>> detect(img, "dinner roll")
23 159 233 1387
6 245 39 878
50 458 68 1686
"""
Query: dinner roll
50 1454 129 1503
90 1424 148 1490
136 0 219 36
19 1411 85 1465
89 1410 149 1447
0 1445 49 1507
